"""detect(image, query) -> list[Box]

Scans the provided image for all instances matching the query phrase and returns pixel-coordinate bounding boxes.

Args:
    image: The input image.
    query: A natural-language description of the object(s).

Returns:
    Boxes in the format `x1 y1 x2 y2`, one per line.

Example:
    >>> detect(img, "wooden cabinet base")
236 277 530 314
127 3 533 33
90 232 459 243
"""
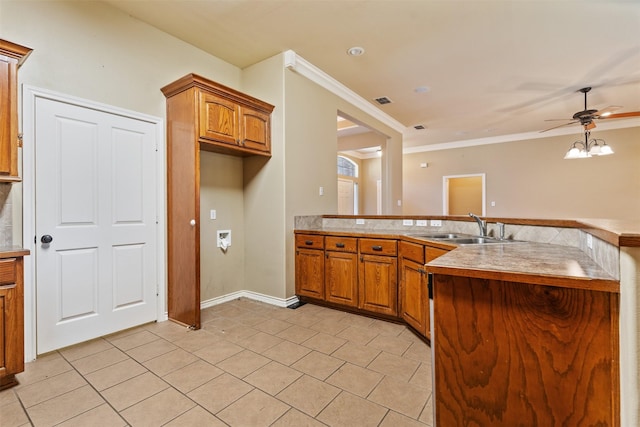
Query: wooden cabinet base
433 274 619 427
0 374 18 391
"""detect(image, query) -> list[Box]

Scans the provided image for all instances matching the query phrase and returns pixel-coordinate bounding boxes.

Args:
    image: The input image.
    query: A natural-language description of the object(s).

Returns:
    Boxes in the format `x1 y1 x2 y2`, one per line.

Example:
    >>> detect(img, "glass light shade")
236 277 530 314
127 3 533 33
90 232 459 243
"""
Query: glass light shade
564 146 581 159
589 144 602 155
599 144 614 155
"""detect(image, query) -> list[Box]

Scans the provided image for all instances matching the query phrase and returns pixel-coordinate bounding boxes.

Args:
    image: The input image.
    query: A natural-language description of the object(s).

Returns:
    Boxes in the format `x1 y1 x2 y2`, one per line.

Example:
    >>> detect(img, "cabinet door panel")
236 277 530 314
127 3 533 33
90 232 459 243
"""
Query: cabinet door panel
199 92 238 145
0 58 13 176
295 248 325 299
400 258 428 337
240 107 270 153
358 254 397 316
325 251 358 307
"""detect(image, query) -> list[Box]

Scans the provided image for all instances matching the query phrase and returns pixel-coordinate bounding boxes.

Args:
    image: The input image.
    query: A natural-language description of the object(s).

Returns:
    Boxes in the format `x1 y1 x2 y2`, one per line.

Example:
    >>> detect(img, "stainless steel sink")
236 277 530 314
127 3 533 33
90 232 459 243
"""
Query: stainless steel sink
408 233 469 239
447 237 522 245
408 232 522 245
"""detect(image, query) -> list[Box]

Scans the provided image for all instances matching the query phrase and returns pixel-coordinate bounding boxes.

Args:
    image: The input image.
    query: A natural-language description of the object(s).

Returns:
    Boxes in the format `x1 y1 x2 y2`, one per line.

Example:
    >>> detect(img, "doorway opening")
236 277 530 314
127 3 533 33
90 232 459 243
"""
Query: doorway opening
337 112 385 215
443 173 486 216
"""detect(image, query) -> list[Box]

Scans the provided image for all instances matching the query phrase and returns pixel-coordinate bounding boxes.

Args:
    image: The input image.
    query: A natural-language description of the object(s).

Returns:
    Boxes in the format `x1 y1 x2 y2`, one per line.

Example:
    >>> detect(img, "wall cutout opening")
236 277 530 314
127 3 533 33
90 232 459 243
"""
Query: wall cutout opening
443 174 485 216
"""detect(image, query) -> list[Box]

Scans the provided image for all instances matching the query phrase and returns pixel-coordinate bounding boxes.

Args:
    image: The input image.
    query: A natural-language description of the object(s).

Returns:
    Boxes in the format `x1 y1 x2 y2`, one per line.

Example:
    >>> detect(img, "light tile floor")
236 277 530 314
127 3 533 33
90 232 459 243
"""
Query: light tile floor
1 299 433 426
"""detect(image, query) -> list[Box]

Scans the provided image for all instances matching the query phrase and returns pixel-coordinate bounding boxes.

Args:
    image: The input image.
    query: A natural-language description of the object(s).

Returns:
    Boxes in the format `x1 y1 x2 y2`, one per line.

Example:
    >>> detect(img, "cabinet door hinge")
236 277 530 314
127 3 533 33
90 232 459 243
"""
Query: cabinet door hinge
18 133 24 147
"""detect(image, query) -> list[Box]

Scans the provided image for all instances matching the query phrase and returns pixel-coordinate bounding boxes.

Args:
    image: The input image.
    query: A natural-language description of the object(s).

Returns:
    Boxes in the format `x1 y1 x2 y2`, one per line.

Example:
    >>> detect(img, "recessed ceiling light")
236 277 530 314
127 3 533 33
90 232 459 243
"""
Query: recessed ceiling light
414 86 430 93
347 46 365 56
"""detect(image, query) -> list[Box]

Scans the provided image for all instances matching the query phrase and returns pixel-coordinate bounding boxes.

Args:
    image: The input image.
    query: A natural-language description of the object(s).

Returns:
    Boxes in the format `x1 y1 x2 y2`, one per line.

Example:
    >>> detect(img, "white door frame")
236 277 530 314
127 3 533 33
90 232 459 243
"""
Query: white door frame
442 173 486 216
21 85 166 361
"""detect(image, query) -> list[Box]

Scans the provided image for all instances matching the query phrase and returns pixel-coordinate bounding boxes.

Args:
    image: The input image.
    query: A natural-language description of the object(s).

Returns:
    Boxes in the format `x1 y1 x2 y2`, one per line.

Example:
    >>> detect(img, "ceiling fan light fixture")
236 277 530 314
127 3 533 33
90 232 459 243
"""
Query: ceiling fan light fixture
563 131 613 159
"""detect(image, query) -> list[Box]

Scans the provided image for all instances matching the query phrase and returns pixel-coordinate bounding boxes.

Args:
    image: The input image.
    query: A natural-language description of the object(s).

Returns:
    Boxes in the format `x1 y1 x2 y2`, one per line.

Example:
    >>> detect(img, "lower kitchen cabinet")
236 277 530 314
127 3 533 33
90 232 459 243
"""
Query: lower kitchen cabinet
399 241 450 339
0 254 26 390
295 234 325 299
324 236 358 307
399 241 428 337
432 273 619 426
358 238 398 316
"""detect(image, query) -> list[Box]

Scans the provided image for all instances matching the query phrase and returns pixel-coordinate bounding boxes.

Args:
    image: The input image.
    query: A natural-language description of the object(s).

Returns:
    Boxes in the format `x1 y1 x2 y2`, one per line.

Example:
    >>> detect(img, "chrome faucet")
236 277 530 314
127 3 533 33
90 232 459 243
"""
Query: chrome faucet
469 213 487 236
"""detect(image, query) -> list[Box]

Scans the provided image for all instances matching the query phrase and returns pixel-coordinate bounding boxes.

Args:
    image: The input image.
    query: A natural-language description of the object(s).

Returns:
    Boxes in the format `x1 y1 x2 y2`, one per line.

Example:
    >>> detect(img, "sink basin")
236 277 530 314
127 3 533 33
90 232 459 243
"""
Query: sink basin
447 237 521 245
409 233 469 239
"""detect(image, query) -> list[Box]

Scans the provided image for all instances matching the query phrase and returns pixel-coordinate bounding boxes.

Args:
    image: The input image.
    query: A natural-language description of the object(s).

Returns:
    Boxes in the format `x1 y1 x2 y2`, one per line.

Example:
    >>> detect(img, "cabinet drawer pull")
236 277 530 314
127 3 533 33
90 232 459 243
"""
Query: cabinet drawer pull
305 240 314 245
372 245 383 251
335 243 345 248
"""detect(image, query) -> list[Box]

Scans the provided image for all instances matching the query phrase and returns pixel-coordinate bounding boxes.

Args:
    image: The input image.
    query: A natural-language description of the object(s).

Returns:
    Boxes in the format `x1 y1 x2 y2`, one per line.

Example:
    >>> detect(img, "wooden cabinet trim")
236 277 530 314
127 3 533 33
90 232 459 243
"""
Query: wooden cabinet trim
161 73 274 114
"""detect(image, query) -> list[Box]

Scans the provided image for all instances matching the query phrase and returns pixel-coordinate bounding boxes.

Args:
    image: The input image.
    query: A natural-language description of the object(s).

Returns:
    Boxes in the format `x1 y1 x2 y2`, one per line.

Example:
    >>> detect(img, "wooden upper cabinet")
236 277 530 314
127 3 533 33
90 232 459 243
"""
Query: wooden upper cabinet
162 73 274 157
199 92 238 145
240 106 271 153
0 39 32 183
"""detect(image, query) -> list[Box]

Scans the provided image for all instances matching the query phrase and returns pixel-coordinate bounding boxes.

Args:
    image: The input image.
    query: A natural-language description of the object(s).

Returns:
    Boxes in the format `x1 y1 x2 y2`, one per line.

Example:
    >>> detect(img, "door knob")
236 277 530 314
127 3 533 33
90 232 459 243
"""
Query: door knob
41 235 53 244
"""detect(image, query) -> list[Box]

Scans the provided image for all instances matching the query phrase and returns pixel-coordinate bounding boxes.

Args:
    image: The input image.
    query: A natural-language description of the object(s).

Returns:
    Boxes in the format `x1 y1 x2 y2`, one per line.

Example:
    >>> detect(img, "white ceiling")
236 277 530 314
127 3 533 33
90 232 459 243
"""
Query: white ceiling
104 0 640 149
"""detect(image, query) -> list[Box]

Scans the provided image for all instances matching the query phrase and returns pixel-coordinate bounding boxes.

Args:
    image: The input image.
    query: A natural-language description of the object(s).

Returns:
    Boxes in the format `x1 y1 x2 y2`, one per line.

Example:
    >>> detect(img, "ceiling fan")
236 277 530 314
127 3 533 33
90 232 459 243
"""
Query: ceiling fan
540 87 640 133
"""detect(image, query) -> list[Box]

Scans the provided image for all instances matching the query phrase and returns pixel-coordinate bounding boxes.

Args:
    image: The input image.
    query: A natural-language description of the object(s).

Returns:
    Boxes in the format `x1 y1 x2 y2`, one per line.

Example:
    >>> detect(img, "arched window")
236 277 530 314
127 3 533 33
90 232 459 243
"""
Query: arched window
337 155 358 177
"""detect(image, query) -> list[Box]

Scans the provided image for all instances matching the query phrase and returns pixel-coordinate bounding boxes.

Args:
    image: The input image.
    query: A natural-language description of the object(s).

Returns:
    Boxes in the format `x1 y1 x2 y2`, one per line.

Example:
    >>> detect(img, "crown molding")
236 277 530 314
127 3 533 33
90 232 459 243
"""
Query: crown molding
283 50 406 134
403 118 640 154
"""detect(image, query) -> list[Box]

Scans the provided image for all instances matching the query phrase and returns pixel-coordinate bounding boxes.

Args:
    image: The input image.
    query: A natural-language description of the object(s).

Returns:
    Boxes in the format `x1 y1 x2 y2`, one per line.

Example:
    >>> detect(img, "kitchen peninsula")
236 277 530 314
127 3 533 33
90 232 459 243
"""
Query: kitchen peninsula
294 215 632 427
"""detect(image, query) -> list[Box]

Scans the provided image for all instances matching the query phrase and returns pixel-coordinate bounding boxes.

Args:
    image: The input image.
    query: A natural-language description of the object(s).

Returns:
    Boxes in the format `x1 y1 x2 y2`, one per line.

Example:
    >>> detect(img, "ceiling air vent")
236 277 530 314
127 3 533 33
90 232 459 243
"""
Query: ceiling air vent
374 96 392 105
414 125 426 130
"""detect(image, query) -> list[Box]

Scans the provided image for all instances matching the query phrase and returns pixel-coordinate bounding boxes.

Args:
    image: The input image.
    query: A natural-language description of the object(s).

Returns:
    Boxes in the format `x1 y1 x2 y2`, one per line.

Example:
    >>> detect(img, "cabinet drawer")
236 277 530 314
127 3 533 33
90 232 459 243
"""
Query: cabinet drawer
325 236 357 253
359 238 397 256
0 258 17 285
400 241 424 263
296 234 324 250
426 246 449 262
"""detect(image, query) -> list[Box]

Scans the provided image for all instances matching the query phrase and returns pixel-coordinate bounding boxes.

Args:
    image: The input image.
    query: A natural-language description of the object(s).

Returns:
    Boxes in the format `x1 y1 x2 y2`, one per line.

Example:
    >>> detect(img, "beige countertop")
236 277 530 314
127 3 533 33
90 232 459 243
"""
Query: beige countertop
295 228 619 292
425 242 619 293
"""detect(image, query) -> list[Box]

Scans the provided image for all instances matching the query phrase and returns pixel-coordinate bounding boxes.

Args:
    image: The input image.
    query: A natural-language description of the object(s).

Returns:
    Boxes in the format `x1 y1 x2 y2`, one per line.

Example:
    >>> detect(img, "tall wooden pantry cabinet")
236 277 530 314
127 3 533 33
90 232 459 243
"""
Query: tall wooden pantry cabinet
161 74 274 328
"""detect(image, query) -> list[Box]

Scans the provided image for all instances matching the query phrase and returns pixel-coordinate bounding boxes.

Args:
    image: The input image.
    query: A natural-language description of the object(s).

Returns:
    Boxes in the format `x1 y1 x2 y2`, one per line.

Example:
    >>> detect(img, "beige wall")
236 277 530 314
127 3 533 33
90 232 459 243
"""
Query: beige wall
282 70 403 297
362 157 382 215
403 126 640 220
199 152 245 301
1 1 405 304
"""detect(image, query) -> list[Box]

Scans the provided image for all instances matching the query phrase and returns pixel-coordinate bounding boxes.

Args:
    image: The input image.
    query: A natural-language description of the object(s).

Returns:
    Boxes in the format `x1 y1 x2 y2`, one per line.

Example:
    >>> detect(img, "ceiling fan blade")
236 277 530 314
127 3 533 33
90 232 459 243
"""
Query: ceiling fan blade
544 118 574 122
539 120 579 133
600 111 640 119
593 105 622 118
585 122 596 131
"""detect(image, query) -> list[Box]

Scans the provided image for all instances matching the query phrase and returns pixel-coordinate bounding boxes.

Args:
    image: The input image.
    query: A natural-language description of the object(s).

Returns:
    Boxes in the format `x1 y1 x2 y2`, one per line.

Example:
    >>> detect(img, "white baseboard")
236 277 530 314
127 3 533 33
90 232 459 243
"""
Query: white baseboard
201 291 300 310
160 291 300 322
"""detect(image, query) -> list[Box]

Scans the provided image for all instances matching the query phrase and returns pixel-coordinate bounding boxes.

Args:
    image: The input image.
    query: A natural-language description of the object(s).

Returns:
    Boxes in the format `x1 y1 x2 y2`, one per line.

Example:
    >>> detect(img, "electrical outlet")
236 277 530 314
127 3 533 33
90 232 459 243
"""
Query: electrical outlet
403 219 414 226
319 186 324 196
416 220 427 226
210 210 216 220
356 219 365 225
430 220 442 227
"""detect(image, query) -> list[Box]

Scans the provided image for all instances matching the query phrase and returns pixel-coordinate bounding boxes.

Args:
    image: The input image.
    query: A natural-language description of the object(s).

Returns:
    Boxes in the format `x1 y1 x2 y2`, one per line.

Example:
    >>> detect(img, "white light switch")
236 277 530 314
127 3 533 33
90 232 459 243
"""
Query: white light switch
430 220 442 227
319 186 324 196
416 220 427 226
210 210 216 220
403 219 414 226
